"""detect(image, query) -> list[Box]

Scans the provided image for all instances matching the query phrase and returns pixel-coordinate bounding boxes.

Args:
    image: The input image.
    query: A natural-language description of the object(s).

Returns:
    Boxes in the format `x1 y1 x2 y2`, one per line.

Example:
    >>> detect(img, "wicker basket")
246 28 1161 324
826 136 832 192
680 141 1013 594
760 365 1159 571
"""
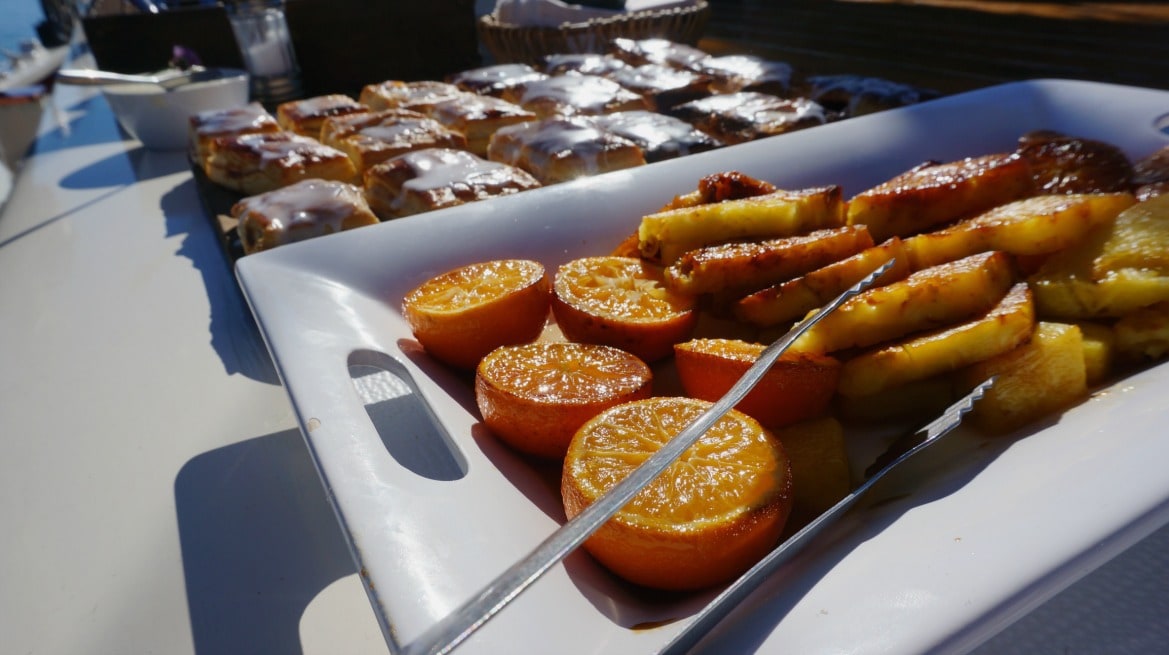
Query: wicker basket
478 1 711 66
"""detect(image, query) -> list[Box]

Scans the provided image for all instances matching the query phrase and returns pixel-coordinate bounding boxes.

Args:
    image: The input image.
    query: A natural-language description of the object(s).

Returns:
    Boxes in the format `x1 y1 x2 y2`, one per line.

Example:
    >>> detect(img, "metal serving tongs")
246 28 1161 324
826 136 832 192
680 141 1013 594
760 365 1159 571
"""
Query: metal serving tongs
400 260 899 655
658 375 996 654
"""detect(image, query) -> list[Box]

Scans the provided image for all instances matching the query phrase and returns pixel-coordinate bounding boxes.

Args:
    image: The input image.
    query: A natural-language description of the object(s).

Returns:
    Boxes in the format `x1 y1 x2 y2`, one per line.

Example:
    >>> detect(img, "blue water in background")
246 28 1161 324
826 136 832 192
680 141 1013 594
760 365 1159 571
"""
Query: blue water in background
0 0 47 54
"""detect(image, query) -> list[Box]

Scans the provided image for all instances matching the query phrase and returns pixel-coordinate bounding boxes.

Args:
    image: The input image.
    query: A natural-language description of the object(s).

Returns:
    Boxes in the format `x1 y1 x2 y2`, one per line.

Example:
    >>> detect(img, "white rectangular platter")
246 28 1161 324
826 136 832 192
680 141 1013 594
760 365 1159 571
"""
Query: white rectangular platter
235 79 1169 655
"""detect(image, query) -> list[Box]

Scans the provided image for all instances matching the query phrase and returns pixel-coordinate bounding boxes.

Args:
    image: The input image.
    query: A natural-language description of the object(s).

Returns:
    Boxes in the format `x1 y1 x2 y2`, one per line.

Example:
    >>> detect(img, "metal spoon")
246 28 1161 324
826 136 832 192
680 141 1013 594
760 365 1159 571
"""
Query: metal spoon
56 66 237 90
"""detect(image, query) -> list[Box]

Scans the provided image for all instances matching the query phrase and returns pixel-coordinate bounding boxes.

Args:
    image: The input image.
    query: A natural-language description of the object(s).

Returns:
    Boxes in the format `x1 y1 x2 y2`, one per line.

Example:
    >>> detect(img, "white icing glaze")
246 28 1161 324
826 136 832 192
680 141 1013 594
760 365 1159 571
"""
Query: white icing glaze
362 80 464 109
610 37 708 68
607 64 705 94
230 133 347 166
692 55 793 91
452 64 547 94
517 75 639 115
191 102 276 136
235 179 371 251
429 95 533 123
677 92 828 132
542 53 630 76
357 120 438 145
752 96 829 128
595 110 718 158
285 94 363 120
494 116 635 178
387 148 538 212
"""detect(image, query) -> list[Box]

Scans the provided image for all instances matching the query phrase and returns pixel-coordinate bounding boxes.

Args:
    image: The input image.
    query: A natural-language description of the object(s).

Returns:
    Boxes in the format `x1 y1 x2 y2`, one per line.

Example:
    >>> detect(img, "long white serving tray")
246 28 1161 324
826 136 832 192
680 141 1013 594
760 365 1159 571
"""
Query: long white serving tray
236 79 1169 655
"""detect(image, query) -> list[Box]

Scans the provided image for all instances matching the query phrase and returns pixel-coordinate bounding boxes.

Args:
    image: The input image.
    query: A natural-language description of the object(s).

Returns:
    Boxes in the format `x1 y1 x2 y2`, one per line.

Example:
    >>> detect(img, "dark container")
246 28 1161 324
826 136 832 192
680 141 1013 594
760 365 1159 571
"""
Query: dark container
82 0 482 99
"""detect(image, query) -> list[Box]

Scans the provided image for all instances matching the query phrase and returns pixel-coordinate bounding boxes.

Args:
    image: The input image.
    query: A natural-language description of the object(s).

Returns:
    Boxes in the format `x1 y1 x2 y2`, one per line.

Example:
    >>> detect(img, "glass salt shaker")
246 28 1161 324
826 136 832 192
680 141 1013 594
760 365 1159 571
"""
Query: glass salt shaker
225 0 303 105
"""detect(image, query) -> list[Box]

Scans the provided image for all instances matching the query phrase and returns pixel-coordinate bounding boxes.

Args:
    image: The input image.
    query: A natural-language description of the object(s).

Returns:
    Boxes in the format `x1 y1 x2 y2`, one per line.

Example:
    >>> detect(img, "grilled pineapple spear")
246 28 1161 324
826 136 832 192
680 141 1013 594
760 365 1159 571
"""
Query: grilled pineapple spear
1029 194 1169 318
904 192 1136 270
847 153 1035 242
735 193 1132 328
637 185 846 266
664 224 872 296
837 282 1035 397
792 250 1015 355
734 237 912 327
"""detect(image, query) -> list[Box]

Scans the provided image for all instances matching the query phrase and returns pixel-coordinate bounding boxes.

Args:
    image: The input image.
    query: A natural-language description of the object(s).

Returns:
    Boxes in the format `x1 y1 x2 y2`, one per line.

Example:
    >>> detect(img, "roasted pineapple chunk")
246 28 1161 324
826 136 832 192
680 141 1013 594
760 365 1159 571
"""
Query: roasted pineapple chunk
793 251 1015 354
734 237 911 327
638 186 846 265
956 322 1088 435
664 224 872 296
1031 268 1169 319
837 282 1035 397
904 193 1136 270
1029 194 1169 318
846 153 1035 242
1113 302 1169 362
1076 321 1116 385
773 416 851 528
1091 194 1169 274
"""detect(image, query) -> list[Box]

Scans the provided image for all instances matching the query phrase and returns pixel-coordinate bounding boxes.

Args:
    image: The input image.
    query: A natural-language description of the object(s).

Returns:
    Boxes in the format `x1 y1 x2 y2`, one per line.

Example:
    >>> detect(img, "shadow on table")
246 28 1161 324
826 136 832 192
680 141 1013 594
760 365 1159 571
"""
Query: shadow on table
160 177 280 384
175 428 361 655
32 96 128 156
56 145 191 190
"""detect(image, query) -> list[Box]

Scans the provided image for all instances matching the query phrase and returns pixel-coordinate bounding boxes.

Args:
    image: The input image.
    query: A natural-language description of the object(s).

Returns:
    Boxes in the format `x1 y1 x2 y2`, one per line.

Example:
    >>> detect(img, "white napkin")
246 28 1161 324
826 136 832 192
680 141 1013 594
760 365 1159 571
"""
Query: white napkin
494 0 699 27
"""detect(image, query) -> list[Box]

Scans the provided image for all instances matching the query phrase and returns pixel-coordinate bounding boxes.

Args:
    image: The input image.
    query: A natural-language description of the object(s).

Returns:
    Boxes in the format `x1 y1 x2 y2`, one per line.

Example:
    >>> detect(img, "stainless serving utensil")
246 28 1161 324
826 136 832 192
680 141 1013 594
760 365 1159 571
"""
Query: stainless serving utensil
658 375 996 654
56 66 238 90
401 259 899 655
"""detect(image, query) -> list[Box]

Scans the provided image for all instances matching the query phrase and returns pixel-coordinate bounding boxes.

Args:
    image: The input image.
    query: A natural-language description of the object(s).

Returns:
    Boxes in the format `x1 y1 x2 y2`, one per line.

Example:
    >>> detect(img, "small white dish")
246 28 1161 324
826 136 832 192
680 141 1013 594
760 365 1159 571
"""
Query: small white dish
101 68 248 150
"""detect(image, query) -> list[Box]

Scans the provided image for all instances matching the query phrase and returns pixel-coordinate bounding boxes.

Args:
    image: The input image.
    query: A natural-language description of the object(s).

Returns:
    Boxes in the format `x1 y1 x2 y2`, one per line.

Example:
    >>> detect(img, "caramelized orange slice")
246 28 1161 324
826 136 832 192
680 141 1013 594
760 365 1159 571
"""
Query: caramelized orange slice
562 396 792 591
475 342 652 459
402 259 550 369
551 256 697 362
674 338 841 428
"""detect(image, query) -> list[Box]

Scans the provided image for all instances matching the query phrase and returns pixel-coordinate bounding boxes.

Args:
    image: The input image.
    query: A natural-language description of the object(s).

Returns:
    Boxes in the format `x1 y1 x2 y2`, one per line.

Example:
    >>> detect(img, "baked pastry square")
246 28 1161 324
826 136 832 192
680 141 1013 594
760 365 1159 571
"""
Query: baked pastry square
204 131 358 196
233 178 379 255
594 110 723 163
542 53 630 76
608 37 709 70
668 92 829 144
363 147 541 219
803 74 935 117
275 94 368 138
318 109 429 147
320 111 468 175
502 74 650 118
188 102 281 166
358 80 466 112
487 115 645 185
422 94 537 157
605 63 713 112
689 55 796 96
447 63 548 97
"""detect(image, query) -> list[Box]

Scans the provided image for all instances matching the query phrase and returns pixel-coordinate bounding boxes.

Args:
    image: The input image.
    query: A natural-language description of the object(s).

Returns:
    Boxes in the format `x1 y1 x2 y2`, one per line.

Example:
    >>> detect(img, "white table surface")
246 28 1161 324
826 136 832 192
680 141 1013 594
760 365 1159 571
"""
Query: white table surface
2 80 1166 655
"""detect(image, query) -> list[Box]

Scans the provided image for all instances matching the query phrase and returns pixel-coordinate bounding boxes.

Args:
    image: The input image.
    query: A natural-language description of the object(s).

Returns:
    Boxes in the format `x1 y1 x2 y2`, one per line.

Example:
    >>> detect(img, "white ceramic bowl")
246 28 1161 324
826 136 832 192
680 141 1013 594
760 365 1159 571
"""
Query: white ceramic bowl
102 68 249 150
